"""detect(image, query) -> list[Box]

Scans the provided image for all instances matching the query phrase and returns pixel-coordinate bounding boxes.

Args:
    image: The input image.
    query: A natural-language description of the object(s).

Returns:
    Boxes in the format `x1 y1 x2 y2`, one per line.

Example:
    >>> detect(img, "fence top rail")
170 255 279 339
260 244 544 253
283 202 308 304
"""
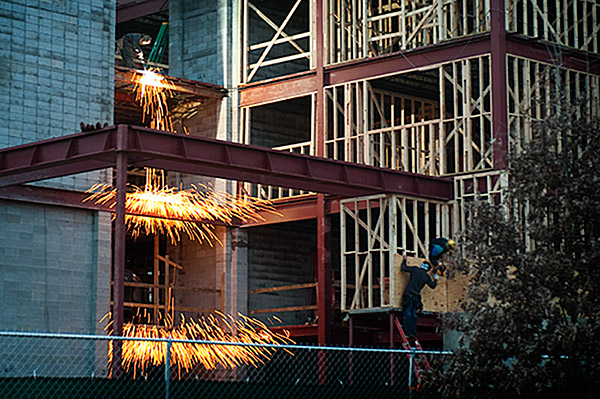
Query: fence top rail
0 330 452 355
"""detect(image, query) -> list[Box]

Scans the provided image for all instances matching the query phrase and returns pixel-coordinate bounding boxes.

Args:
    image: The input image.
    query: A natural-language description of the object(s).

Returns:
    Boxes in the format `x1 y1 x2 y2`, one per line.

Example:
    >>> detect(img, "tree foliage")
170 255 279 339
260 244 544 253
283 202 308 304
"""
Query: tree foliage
431 109 600 398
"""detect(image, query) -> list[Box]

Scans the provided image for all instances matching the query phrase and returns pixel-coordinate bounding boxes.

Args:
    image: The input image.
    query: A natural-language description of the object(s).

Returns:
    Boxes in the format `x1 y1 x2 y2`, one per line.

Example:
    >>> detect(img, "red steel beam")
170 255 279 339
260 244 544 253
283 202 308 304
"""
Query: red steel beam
240 195 319 227
129 128 453 199
0 125 453 200
239 73 317 107
239 35 491 107
116 0 169 24
506 35 600 75
0 126 117 187
327 35 490 85
0 184 108 211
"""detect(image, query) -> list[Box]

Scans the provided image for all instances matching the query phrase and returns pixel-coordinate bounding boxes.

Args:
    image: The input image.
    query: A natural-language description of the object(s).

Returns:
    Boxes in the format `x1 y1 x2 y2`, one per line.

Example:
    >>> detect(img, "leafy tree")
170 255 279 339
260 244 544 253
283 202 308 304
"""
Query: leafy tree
430 107 600 398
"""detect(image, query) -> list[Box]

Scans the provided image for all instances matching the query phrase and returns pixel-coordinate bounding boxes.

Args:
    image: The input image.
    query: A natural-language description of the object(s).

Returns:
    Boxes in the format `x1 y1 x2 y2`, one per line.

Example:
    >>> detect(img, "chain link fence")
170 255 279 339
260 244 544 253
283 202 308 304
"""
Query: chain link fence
0 331 449 399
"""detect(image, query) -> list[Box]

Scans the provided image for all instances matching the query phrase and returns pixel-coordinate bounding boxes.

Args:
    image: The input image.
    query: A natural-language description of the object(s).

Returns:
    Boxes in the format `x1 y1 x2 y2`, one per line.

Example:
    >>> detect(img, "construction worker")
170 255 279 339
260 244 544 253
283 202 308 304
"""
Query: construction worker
116 33 152 68
429 237 455 269
401 255 439 340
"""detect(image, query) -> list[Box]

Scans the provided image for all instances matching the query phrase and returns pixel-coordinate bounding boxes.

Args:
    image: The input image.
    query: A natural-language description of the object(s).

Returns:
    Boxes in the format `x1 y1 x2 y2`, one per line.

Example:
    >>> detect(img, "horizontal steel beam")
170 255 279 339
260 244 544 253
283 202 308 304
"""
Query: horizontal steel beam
240 72 317 107
505 35 600 75
238 35 491 107
0 184 111 211
0 125 453 200
115 68 227 99
116 0 169 24
327 35 490 85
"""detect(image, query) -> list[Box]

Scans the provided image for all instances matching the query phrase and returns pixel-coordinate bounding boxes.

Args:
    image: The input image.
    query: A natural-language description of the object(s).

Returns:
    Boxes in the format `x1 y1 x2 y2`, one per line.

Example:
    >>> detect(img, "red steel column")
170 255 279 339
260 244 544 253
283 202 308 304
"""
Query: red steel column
112 125 128 378
317 194 332 344
491 0 508 169
315 0 331 346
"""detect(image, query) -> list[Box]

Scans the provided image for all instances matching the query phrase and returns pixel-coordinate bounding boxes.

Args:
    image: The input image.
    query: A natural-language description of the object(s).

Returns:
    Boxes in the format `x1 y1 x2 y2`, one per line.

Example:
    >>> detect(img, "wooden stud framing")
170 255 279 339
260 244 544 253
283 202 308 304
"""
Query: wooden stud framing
244 0 311 82
453 170 507 233
507 55 600 151
506 0 600 54
340 193 451 311
327 0 491 65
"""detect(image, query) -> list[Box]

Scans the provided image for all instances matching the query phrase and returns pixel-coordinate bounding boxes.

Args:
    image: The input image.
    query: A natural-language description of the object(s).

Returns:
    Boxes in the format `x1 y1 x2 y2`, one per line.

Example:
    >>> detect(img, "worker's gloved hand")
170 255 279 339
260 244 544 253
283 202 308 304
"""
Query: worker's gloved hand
435 264 446 277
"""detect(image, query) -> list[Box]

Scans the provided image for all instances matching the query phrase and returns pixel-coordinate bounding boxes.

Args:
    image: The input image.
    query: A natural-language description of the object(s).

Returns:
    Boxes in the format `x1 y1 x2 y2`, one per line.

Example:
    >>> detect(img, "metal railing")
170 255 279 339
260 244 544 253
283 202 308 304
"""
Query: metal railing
0 330 450 399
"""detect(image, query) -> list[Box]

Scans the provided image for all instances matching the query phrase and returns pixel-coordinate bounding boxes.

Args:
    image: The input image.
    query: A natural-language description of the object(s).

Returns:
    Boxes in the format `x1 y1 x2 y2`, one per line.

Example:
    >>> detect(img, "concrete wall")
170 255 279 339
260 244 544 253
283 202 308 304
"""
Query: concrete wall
0 0 114 191
0 201 111 333
168 226 247 317
0 0 115 341
247 221 316 325
169 0 244 320
251 96 312 148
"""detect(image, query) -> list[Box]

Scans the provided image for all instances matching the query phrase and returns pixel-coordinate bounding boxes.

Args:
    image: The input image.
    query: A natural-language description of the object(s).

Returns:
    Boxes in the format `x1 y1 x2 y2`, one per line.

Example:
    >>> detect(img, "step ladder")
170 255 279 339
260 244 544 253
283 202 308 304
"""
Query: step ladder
393 316 431 384
147 22 169 67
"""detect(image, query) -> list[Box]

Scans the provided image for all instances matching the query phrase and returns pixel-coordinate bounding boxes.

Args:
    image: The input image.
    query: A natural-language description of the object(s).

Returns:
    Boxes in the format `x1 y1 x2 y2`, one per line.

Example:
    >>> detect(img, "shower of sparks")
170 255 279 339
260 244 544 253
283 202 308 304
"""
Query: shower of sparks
85 69 280 244
131 68 175 132
83 170 280 244
104 311 293 378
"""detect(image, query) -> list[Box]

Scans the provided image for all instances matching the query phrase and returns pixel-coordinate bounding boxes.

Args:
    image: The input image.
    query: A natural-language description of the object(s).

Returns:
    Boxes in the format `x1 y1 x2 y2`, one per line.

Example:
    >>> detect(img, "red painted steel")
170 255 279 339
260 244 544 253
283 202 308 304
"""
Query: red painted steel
239 36 491 107
239 73 317 107
113 126 128 339
506 35 600 75
490 0 509 170
0 184 109 211
317 195 332 345
116 0 169 24
0 125 453 200
327 36 490 85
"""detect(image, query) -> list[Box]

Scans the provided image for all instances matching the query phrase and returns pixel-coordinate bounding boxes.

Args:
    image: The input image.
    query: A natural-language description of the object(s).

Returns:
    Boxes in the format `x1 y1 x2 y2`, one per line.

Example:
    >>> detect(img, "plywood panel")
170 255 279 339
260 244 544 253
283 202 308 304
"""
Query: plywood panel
392 253 468 312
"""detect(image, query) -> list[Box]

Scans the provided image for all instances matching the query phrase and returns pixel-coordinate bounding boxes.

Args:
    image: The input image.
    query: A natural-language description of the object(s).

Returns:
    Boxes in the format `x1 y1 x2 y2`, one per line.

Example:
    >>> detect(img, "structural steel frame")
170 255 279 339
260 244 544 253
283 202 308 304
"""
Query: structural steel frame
0 125 452 199
0 124 453 337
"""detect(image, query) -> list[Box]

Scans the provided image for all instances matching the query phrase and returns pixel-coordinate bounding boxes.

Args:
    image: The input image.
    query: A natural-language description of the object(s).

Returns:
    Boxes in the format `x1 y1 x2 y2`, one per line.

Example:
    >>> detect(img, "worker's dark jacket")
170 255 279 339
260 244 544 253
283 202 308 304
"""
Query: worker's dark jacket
401 259 437 298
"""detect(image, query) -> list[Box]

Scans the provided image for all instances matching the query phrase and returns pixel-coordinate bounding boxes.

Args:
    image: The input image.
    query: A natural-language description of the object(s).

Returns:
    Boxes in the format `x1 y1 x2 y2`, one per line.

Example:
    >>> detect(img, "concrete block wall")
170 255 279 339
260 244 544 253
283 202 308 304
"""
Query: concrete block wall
170 1 217 83
182 98 220 138
168 226 247 317
247 222 316 325
251 96 311 148
169 230 223 314
170 0 236 146
0 0 114 191
0 201 111 333
0 0 114 353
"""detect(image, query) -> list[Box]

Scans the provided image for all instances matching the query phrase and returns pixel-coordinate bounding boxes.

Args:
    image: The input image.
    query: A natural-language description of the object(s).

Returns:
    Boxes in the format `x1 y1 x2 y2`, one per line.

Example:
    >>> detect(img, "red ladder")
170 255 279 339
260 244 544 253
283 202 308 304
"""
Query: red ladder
393 317 431 382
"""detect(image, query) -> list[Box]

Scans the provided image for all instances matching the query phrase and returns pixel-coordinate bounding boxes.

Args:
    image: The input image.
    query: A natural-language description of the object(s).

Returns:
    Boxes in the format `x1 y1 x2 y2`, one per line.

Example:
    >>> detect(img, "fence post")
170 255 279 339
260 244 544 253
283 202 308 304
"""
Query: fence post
408 352 413 399
165 338 171 399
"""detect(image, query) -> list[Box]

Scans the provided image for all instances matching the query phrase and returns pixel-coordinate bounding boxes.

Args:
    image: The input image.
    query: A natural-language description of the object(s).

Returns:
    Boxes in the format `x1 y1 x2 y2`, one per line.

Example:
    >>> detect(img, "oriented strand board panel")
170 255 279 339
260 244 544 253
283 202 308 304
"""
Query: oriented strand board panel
393 254 468 312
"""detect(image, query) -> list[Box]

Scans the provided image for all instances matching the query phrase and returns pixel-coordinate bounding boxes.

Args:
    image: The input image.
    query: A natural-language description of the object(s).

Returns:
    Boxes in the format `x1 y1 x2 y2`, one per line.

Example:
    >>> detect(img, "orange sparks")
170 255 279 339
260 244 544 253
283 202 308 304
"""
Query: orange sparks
131 68 175 132
83 170 280 244
106 312 293 378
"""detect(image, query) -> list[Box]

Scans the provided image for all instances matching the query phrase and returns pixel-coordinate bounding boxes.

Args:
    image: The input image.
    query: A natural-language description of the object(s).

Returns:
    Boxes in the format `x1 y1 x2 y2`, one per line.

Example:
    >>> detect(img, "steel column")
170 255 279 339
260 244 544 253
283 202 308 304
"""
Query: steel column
490 0 508 169
317 194 332 345
111 125 128 377
113 126 127 337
